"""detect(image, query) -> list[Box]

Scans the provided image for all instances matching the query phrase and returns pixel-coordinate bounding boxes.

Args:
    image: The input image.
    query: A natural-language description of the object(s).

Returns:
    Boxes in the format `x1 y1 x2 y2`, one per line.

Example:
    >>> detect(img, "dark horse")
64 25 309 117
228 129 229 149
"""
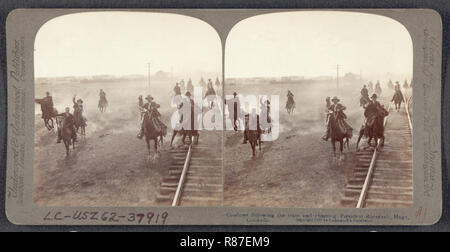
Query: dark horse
356 105 389 150
286 96 295 115
57 116 76 156
143 110 166 158
247 130 261 156
35 98 56 130
98 97 108 113
328 112 352 158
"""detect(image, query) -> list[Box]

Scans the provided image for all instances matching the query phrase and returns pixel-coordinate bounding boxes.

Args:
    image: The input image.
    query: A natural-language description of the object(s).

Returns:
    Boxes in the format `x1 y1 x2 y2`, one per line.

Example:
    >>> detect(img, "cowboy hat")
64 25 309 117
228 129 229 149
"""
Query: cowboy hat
145 95 154 101
331 96 340 102
371 94 378 99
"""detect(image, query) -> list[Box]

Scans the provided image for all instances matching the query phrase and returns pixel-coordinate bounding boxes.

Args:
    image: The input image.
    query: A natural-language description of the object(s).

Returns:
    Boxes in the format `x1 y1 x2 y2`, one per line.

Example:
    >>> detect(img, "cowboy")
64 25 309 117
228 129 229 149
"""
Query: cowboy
137 95 163 139
215 77 221 87
56 107 77 143
395 81 401 91
207 79 213 89
181 91 199 144
364 94 383 127
403 80 409 89
187 78 194 92
72 95 86 128
286 90 295 109
375 81 382 96
260 97 271 133
180 79 185 91
39 91 54 119
322 96 348 141
361 85 369 98
225 92 241 131
98 89 107 107
368 81 374 93
392 88 405 112
170 102 184 146
174 82 181 95
287 90 294 98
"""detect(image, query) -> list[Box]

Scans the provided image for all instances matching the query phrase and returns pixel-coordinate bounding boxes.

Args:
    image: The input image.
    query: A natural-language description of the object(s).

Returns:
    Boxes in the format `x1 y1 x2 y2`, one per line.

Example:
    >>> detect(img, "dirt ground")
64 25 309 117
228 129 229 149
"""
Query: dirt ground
33 79 220 206
223 80 393 208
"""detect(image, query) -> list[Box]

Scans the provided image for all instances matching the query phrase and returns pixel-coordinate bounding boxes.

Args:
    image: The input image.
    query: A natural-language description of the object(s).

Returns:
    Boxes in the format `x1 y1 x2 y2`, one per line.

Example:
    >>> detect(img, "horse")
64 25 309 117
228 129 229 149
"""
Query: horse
56 116 76 156
143 110 166 158
392 91 404 112
359 95 370 108
375 86 382 97
74 115 87 136
328 111 352 158
286 96 295 115
356 106 389 151
247 129 261 156
35 99 56 130
98 97 108 113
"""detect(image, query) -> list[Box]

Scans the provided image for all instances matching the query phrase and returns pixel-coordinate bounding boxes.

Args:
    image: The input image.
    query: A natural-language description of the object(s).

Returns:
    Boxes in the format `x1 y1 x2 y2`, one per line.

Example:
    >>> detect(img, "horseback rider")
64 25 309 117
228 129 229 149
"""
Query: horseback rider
73 95 86 128
368 81 374 93
375 81 382 96
387 79 394 90
137 95 166 139
287 90 294 99
98 89 107 109
364 94 383 127
215 77 221 88
391 88 405 112
187 78 194 92
40 91 54 119
56 107 77 143
403 80 409 89
322 96 350 141
170 102 184 146
181 91 199 144
395 81 401 91
361 85 369 98
180 79 185 92
174 82 181 95
260 97 271 133
225 92 241 131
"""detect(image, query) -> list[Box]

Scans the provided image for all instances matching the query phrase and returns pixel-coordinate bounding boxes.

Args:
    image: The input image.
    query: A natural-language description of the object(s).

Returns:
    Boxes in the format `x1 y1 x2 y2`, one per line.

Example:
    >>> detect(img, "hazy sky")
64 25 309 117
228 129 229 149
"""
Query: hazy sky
225 11 413 79
35 12 221 78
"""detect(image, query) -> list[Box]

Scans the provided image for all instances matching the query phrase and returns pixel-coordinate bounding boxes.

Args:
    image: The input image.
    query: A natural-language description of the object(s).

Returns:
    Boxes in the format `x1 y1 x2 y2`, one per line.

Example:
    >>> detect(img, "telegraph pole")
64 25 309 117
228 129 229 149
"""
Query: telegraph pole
336 64 340 90
147 62 151 90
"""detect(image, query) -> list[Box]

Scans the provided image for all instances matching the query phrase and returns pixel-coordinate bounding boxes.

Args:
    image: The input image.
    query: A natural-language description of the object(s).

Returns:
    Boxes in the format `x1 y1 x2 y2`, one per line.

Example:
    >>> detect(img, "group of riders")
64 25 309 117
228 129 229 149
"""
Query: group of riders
320 79 411 154
36 76 411 156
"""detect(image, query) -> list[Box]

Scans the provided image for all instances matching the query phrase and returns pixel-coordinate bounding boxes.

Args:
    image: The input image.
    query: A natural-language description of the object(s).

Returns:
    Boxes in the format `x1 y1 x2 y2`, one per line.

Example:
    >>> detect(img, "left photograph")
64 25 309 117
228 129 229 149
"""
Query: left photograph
33 12 223 206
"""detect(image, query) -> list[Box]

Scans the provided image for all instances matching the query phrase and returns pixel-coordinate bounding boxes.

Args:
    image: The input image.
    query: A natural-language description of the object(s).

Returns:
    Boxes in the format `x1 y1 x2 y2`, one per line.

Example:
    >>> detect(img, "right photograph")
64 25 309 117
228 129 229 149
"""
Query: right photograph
223 11 413 208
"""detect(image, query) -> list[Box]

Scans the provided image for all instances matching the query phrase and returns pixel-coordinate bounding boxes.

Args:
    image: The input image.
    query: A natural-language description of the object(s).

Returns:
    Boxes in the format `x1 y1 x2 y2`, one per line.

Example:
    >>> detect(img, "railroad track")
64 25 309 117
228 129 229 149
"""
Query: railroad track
342 95 413 208
156 131 222 206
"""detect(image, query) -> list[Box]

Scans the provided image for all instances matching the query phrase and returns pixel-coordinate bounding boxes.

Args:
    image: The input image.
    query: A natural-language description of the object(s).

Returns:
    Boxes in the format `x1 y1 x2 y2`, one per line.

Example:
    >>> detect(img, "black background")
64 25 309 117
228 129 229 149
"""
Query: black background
0 0 448 232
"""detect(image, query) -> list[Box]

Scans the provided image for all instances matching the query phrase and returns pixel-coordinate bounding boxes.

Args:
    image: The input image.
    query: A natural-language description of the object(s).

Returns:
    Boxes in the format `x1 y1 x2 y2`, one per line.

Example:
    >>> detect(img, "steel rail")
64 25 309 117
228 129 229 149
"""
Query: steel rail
356 102 390 208
171 137 193 206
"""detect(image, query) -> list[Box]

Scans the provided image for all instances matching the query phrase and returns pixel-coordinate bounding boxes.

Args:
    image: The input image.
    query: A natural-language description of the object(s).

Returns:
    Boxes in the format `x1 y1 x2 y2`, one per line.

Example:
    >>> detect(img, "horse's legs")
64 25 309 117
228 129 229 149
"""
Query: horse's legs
146 138 151 156
251 141 256 156
154 139 158 153
332 140 336 157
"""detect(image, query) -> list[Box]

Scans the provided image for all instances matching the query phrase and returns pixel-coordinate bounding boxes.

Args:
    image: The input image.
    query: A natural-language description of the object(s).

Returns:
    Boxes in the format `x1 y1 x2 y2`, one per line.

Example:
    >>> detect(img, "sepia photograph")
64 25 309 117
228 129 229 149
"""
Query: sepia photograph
223 11 413 208
33 12 223 207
